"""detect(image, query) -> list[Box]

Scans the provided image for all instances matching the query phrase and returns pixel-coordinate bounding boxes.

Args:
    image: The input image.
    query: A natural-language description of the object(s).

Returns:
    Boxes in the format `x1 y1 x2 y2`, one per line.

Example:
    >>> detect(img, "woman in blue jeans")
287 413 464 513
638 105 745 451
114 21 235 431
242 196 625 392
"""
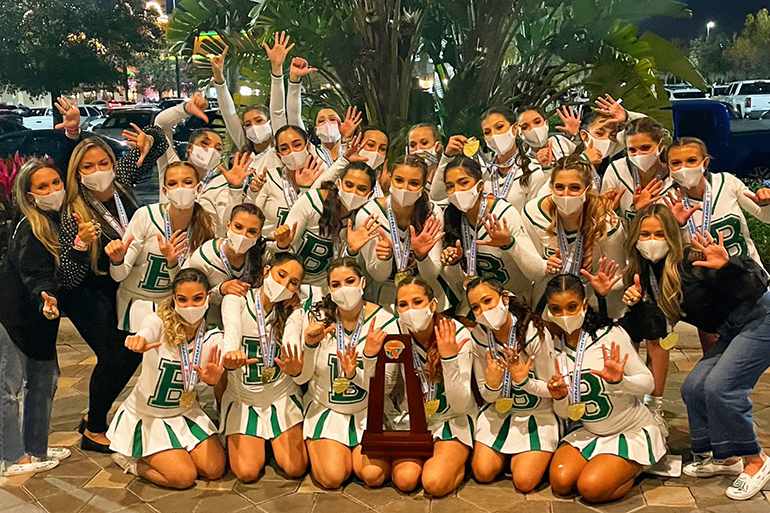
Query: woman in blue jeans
0 159 72 475
622 204 770 500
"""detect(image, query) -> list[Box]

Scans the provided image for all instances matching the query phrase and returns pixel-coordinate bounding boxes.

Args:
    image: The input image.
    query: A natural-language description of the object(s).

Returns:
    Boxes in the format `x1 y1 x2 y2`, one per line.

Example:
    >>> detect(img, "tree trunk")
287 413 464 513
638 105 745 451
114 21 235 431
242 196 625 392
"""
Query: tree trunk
50 89 62 127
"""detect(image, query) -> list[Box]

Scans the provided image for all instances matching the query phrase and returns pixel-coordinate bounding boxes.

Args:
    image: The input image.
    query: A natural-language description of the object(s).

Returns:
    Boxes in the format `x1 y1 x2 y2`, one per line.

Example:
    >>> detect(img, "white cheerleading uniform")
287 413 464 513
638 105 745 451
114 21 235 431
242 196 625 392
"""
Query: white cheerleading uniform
197 173 247 237
554 326 666 466
410 318 477 447
219 291 306 439
106 315 220 458
481 158 550 213
355 198 451 312
601 158 674 224
300 305 400 447
110 204 182 332
471 320 559 454
441 197 546 309
522 195 626 318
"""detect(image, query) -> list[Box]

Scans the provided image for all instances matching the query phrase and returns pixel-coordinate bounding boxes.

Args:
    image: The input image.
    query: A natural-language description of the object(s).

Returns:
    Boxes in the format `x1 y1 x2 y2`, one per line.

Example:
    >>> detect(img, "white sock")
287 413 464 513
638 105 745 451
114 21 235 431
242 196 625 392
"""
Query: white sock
644 395 663 409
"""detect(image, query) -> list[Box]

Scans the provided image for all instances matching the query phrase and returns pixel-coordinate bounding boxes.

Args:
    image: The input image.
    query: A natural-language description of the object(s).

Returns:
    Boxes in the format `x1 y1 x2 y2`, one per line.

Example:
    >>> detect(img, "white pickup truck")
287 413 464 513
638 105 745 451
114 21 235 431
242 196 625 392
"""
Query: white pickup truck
718 80 770 119
23 105 103 130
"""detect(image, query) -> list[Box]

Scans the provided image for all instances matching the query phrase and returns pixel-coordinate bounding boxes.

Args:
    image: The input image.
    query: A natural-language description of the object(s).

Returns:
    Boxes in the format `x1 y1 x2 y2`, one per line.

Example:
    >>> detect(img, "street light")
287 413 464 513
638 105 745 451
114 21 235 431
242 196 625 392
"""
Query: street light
707 21 716 39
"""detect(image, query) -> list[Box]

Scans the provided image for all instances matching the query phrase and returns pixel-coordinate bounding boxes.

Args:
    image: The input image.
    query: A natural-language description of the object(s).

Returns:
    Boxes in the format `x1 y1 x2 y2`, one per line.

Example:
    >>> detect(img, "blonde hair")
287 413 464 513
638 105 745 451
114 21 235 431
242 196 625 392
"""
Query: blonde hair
157 268 212 347
13 159 60 261
63 138 118 273
624 204 684 325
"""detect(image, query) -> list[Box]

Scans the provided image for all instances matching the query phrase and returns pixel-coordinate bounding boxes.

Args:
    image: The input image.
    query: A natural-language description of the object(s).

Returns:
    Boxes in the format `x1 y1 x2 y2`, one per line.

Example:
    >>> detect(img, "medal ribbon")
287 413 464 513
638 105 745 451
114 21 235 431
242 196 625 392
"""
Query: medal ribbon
411 343 437 403
373 181 384 198
245 147 271 186
317 146 334 167
219 239 248 280
200 170 214 189
460 196 488 279
386 197 412 273
83 188 129 239
567 330 590 405
335 308 366 379
556 218 584 275
164 206 192 266
253 288 276 374
485 313 518 398
627 157 665 190
682 180 712 238
491 153 520 198
179 321 206 394
281 169 299 209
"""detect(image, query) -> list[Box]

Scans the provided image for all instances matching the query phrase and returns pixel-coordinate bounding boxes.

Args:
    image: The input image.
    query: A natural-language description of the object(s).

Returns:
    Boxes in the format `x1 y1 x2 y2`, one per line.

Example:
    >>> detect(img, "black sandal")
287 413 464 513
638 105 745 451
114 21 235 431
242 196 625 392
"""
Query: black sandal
80 435 113 454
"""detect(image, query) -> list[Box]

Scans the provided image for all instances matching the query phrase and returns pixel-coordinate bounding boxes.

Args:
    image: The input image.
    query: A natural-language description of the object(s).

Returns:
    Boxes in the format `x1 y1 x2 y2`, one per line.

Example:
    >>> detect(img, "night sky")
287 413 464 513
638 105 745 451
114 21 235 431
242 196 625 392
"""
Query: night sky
638 0 767 40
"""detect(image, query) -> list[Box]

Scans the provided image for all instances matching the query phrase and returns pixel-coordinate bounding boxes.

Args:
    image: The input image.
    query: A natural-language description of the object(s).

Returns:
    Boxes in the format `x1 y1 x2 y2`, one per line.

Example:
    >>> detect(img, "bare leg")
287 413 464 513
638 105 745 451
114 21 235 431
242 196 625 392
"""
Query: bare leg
306 439 353 489
577 454 642 503
422 440 471 497
646 339 669 397
352 446 391 487
271 424 308 478
188 436 226 481
743 452 768 476
391 457 423 492
549 444 587 497
138 449 198 489
510 451 552 493
471 442 506 483
227 434 266 483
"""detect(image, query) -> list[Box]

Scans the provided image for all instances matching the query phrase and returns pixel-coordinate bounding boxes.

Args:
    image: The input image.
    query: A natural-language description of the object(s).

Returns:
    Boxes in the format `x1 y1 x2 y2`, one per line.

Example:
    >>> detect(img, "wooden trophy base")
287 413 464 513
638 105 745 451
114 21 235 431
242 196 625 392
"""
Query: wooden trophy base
361 431 434 459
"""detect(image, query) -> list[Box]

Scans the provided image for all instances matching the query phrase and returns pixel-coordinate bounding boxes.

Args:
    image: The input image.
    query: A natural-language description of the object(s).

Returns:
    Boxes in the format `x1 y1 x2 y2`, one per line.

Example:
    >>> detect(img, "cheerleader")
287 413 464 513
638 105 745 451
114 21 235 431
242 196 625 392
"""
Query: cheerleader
107 269 227 489
407 123 444 187
355 156 448 311
219 252 308 482
386 277 475 497
602 117 673 224
439 157 544 308
466 277 558 492
107 161 216 332
544 274 666 504
299 258 398 489
516 105 580 170
522 155 625 317
310 106 362 163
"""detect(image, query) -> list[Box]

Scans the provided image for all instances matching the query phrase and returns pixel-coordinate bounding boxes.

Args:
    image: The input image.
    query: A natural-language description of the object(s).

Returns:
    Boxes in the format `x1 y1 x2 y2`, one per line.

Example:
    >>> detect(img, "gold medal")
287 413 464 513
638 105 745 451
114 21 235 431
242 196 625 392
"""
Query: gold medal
659 333 679 351
424 399 440 418
179 390 196 408
332 377 351 394
495 398 514 414
463 138 480 158
394 270 411 288
261 367 276 383
567 402 586 421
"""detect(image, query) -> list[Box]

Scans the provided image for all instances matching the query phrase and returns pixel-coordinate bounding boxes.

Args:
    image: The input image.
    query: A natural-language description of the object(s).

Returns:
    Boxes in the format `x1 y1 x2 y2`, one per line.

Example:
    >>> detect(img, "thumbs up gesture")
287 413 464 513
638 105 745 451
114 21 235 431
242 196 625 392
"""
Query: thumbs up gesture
41 292 59 320
623 274 642 306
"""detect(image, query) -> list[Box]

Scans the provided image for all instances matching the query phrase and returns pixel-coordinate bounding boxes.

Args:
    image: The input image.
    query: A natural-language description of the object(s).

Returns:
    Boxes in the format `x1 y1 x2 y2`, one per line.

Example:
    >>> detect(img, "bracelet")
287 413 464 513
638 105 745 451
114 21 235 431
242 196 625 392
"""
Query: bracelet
65 127 79 135
73 236 88 251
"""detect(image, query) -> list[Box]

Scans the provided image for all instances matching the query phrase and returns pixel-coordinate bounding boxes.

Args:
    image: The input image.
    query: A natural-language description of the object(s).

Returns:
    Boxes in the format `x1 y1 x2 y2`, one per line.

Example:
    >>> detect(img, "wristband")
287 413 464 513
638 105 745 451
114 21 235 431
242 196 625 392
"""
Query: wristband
73 236 88 251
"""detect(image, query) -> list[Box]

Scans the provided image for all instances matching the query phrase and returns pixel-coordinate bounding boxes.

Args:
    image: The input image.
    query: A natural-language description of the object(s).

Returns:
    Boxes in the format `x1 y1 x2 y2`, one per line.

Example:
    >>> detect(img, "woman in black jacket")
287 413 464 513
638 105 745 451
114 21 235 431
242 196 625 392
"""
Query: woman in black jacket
0 159 70 475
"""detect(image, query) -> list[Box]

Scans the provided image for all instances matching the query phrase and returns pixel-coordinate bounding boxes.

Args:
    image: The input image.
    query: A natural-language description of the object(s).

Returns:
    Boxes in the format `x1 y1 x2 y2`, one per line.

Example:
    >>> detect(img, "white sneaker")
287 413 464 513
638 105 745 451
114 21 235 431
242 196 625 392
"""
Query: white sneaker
112 453 138 476
727 457 770 500
3 457 59 476
683 456 744 477
47 447 71 460
648 407 669 438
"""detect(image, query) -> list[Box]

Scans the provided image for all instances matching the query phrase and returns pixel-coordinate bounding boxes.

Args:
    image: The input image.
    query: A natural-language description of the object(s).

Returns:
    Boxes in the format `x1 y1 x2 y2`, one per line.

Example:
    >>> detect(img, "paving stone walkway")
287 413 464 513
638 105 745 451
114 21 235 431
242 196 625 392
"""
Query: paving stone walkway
3 321 770 513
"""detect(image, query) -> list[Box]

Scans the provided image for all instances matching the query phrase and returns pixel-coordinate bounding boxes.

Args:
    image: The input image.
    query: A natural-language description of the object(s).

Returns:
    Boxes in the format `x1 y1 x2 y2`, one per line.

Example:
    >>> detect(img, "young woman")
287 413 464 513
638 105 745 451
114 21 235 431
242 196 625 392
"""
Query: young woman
0 160 70 475
384 277 475 497
407 123 445 187
545 274 666 504
299 258 399 489
357 127 390 196
622 205 770 500
107 269 227 489
466 277 557 492
219 252 308 482
58 131 167 452
517 105 580 169
108 161 216 333
602 117 673 223
522 155 626 318
440 157 544 308
274 162 378 305
185 204 267 326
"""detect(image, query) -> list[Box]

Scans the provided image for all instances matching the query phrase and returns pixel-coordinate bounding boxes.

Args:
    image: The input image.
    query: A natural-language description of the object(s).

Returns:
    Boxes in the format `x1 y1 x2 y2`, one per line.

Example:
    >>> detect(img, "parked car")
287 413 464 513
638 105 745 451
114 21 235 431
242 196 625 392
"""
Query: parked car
0 117 27 135
668 100 770 178
172 109 225 160
719 80 770 119
710 84 731 98
665 87 709 101
22 106 103 130
93 108 159 141
158 98 185 110
108 100 135 109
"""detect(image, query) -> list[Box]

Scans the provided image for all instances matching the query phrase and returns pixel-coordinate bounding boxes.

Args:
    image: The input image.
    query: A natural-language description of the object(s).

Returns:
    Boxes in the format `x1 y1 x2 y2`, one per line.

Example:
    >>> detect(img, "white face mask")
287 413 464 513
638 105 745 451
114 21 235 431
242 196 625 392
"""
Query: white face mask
551 190 586 216
31 188 65 212
338 188 370 211
175 299 209 325
246 123 272 144
317 122 341 144
448 185 481 212
670 163 704 189
478 296 510 331
80 169 115 193
390 186 422 207
398 302 435 334
547 308 586 334
628 148 661 172
411 143 439 158
330 282 365 311
637 239 670 263
227 229 257 254
522 124 549 149
263 270 293 303
487 126 516 155
165 186 198 210
280 148 310 171
189 145 221 170
586 134 611 160
360 149 386 170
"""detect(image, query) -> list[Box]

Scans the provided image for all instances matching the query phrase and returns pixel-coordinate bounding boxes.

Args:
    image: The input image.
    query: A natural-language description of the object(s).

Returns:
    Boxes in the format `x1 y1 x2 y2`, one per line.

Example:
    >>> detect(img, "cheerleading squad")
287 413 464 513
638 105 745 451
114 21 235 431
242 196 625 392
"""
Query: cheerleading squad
3 32 770 503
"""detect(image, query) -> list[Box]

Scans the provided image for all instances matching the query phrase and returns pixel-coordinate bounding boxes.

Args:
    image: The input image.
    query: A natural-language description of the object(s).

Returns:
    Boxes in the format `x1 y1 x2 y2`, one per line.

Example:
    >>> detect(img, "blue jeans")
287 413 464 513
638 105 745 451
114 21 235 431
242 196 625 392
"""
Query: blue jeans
0 324 59 462
681 291 770 460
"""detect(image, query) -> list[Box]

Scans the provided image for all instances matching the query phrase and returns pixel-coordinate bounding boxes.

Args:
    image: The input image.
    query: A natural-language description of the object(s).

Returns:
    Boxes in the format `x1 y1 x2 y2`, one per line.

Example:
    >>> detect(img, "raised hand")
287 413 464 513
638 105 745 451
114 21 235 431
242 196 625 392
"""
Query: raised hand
503 347 533 385
537 141 555 169
435 317 467 359
263 31 295 75
196 346 226 385
41 292 59 320
122 123 153 167
125 335 161 353
209 45 228 83
633 178 665 211
580 257 622 297
583 138 603 165
691 231 729 269
105 235 135 264
602 187 626 212
305 321 335 347
273 221 298 250
556 105 581 137
590 342 628 384
663 189 701 226
289 57 318 82
347 216 381 254
363 318 387 358
337 345 359 379
73 213 99 246
295 156 325 187
623 274 642 307
744 188 770 207
339 106 363 141
595 94 626 123
222 349 258 370
54 96 80 132
157 230 187 266
547 357 568 400
478 214 512 248
485 350 506 390
185 92 209 123
546 248 562 275
249 168 268 194
410 215 445 259
343 133 368 163
220 279 251 297
374 228 393 261
218 152 255 187
440 240 463 266
444 135 469 157
274 343 304 377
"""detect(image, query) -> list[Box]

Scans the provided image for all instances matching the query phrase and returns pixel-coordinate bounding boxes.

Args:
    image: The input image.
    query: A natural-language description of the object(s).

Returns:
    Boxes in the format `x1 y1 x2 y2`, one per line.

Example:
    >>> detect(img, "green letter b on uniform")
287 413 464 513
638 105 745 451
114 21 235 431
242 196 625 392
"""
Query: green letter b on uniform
140 254 172 292
148 359 185 409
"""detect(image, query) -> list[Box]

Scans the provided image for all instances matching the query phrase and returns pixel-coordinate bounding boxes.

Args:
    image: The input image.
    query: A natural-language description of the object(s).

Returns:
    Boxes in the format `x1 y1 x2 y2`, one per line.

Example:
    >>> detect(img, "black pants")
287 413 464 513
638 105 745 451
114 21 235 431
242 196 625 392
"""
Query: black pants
59 276 142 433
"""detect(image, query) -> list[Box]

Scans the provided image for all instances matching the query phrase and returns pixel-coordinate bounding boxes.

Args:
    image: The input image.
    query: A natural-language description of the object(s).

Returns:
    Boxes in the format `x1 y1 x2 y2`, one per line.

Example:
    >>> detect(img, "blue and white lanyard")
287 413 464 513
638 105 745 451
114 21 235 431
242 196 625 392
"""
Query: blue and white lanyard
219 239 247 280
253 288 276 375
491 153 520 198
83 188 129 239
386 197 411 273
163 207 191 266
682 180 712 238
317 146 334 167
411 343 437 401
373 181 384 198
335 308 366 377
485 314 518 398
244 147 272 186
556 218 584 275
201 170 215 189
281 169 299 208
627 157 665 190
566 330 590 405
460 196 488 279
179 322 206 394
